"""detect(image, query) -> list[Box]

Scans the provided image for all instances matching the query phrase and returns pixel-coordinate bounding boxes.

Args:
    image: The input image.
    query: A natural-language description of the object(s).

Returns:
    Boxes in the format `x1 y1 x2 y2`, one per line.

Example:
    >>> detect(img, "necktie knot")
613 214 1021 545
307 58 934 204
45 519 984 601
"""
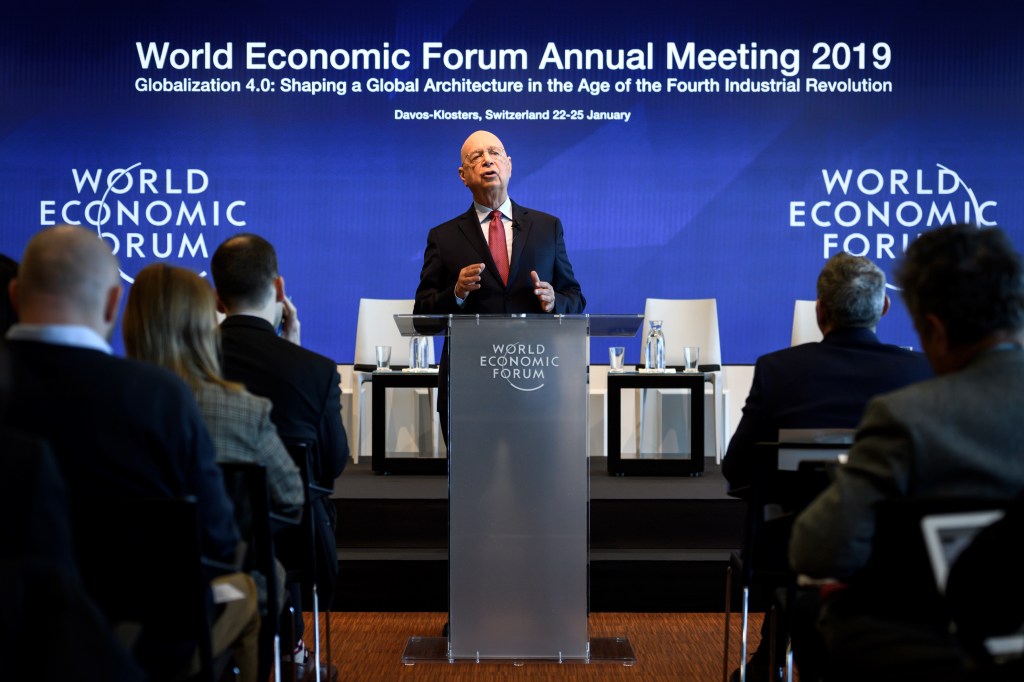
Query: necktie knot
488 210 509 285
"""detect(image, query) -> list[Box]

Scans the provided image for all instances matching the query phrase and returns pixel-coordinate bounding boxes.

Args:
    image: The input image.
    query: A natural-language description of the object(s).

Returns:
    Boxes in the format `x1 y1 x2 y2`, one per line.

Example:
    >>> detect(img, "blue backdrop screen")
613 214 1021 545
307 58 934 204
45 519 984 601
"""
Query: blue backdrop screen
2 1 1021 363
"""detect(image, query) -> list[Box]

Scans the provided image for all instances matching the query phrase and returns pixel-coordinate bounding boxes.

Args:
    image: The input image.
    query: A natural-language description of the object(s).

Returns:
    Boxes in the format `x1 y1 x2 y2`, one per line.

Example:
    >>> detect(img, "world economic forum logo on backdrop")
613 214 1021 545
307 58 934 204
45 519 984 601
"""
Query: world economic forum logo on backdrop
38 163 247 283
789 163 998 289
479 341 560 392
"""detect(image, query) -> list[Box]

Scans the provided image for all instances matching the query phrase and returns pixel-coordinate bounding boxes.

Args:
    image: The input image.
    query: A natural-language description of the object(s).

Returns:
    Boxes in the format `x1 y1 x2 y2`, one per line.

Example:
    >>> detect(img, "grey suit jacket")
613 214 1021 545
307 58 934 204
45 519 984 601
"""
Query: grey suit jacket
790 345 1024 580
195 380 304 521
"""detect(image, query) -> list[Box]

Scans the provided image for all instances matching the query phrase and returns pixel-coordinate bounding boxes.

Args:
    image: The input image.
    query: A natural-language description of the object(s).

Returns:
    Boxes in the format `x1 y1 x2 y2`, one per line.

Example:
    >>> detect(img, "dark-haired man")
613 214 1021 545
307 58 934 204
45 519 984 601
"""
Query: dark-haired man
790 224 1024 682
211 233 347 680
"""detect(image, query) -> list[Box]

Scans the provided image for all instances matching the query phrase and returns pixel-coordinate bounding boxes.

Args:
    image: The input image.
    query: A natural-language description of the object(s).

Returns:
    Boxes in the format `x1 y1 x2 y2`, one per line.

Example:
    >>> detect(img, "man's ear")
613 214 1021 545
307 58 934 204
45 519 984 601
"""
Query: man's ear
458 165 467 186
103 284 123 325
274 275 285 302
214 292 226 314
880 293 891 318
921 312 948 351
8 278 18 316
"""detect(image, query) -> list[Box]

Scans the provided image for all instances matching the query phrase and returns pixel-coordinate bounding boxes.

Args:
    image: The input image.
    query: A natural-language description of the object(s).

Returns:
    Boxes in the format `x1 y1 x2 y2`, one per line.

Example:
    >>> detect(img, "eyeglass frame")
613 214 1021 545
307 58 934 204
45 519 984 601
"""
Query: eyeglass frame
463 146 508 166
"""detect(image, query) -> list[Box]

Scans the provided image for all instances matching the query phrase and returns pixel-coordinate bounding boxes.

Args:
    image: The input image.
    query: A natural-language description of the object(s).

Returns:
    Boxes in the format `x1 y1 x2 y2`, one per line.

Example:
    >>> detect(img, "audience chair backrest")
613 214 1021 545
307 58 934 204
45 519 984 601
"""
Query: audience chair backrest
855 497 1013 623
73 496 215 681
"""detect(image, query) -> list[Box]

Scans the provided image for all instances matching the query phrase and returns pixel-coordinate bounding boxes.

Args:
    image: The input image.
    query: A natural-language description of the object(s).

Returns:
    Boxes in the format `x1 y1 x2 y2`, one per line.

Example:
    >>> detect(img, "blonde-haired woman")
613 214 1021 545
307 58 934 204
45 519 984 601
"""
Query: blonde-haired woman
123 263 305 680
123 263 303 521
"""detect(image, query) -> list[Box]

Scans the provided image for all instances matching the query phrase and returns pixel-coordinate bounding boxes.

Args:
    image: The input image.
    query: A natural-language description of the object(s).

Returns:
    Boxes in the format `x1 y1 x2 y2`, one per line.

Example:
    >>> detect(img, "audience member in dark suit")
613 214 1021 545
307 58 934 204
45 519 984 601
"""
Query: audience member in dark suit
723 252 932 491
211 233 347 680
414 130 586 443
2 225 258 681
722 253 932 682
0 424 144 682
123 262 304 614
790 224 1024 682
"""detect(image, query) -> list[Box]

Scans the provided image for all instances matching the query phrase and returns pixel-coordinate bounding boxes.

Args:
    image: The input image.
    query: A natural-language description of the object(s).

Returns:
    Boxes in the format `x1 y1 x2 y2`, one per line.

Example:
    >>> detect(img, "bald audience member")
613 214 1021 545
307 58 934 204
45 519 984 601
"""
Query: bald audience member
2 225 258 681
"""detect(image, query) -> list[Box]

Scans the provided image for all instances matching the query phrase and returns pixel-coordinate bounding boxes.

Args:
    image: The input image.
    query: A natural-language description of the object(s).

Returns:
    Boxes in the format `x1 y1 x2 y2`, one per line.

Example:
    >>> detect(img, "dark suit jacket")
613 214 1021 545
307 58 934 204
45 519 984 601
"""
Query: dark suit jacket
218 315 348 600
218 315 348 486
414 202 585 316
414 202 585 438
722 327 932 490
1 340 239 564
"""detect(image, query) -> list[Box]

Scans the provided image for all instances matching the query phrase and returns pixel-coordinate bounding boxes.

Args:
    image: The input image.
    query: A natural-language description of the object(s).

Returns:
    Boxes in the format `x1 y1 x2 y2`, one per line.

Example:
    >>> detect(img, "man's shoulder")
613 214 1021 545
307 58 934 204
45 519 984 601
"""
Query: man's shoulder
512 202 559 226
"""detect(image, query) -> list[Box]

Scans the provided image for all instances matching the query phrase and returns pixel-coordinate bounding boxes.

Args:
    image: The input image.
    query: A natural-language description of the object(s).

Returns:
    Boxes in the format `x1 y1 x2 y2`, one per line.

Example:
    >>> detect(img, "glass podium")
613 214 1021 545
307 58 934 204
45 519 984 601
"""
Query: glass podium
392 314 642 665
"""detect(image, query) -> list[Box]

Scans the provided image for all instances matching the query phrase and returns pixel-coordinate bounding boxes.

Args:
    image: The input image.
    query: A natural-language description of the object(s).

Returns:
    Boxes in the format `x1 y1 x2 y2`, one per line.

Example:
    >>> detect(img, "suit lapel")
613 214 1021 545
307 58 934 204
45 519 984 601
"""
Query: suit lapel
508 202 531 285
455 205 497 275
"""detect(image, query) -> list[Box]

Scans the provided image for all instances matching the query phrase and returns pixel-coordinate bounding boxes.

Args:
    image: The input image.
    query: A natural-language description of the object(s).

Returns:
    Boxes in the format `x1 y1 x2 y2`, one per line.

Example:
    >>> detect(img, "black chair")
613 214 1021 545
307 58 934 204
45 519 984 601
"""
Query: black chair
277 440 335 681
852 497 1014 625
723 443 834 682
219 462 299 682
73 497 224 682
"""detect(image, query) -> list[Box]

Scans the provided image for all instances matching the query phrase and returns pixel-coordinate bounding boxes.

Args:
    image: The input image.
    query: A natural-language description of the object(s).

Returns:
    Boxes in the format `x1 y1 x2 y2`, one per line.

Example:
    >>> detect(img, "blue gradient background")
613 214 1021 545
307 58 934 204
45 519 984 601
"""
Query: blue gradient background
2 1 1022 363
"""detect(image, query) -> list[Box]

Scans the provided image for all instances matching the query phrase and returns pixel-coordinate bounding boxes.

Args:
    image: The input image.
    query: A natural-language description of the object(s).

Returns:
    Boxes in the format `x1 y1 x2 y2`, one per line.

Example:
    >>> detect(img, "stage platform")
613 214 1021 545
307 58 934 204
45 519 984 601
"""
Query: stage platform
329 457 746 613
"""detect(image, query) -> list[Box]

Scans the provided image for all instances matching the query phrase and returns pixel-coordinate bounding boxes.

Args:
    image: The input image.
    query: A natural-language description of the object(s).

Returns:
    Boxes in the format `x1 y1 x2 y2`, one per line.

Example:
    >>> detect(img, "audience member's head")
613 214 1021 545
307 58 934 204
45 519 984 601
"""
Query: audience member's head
10 226 122 340
123 263 235 394
816 252 889 334
210 233 280 315
896 223 1024 373
1 253 19 334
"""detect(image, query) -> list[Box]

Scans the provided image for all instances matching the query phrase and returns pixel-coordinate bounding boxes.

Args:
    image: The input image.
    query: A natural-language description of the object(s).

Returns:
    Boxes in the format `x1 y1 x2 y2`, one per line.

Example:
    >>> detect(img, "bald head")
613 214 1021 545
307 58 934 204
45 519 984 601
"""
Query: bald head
11 225 122 335
458 130 512 208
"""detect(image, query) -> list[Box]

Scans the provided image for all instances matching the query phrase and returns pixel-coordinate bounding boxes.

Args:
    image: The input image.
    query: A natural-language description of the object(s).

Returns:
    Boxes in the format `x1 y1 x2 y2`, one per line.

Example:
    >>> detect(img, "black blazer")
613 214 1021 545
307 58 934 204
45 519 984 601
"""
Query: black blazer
2 340 239 564
722 327 933 489
414 202 585 316
219 315 348 485
413 202 586 439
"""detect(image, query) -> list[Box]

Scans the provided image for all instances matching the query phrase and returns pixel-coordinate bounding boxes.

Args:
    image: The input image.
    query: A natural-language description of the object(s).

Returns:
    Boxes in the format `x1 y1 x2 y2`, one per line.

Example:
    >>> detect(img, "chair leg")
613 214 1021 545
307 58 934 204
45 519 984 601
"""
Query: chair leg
272 633 281 682
286 604 298 682
723 564 733 682
312 584 321 682
740 585 750 682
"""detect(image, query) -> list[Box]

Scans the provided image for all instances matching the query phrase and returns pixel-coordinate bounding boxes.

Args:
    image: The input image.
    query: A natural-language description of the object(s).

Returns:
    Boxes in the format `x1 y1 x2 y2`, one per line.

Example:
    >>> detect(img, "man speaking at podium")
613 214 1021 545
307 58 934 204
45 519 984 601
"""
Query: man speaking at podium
414 130 586 444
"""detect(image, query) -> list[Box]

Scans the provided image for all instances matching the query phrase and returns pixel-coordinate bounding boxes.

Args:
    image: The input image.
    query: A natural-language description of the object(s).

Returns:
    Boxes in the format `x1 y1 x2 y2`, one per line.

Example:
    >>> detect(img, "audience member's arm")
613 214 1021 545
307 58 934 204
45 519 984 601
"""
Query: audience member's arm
721 360 772 489
319 365 349 482
790 397 913 580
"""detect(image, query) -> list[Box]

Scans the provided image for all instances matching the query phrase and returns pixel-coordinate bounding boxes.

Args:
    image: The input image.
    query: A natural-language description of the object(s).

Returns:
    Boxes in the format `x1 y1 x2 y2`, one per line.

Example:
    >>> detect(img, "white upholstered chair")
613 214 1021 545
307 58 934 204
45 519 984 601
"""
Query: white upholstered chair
629 298 728 464
790 300 822 346
351 299 437 463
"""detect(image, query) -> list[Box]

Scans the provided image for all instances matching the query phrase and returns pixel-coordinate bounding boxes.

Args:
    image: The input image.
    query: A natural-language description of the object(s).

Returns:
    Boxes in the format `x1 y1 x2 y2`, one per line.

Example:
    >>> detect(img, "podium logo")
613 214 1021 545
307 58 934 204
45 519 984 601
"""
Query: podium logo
789 163 997 288
479 342 560 392
38 162 247 283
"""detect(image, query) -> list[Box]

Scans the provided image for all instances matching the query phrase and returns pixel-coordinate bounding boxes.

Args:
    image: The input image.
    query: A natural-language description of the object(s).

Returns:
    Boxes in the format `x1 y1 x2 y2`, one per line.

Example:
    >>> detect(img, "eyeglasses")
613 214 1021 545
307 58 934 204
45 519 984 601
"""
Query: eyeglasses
464 146 507 166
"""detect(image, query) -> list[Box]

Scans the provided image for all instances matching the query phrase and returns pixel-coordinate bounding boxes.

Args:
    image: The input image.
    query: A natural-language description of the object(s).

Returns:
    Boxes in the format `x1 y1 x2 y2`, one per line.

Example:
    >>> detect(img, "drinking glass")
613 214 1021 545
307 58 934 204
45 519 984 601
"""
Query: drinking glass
375 345 392 370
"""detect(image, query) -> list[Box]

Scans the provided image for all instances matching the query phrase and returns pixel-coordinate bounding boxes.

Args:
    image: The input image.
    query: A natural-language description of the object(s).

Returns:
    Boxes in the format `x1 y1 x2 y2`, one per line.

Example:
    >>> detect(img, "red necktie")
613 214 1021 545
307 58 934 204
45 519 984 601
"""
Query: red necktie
488 209 509 285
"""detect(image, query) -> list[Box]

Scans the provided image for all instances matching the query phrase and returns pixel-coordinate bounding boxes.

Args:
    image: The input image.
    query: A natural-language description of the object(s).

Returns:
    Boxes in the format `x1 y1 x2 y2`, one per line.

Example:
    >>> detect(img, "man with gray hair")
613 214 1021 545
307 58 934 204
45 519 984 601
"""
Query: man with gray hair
789 225 1024 682
722 252 932 682
723 252 932 489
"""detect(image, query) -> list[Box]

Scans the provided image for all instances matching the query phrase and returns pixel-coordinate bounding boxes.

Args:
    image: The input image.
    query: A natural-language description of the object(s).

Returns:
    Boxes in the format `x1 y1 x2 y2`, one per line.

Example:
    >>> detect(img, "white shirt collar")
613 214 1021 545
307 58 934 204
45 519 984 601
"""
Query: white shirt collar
6 323 113 354
474 197 513 224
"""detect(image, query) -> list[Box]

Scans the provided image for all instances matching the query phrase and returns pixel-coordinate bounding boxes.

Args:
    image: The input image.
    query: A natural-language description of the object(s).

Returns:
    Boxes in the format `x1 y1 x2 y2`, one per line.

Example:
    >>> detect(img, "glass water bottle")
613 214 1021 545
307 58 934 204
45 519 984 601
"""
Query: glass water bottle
644 319 665 370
